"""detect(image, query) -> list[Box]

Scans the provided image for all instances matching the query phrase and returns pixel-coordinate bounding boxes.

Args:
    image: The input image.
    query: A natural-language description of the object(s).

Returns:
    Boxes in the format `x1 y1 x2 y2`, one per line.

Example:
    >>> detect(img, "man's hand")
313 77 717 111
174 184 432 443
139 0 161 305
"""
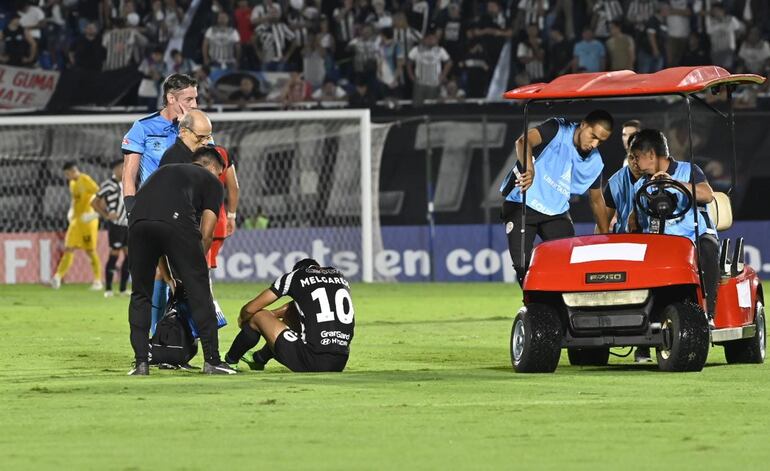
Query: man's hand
516 168 535 192
80 213 99 223
107 211 118 222
651 171 671 181
226 218 236 236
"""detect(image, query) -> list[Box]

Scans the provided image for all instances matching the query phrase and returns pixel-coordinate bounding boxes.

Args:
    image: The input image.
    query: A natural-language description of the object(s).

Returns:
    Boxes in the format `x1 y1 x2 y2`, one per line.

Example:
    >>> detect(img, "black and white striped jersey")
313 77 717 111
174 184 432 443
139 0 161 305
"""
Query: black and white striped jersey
96 176 128 226
270 265 354 355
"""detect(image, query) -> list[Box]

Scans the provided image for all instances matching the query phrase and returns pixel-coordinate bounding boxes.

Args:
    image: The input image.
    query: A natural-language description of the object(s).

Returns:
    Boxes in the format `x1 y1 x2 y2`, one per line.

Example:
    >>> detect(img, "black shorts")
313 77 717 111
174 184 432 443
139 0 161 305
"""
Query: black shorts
272 329 348 372
108 223 128 249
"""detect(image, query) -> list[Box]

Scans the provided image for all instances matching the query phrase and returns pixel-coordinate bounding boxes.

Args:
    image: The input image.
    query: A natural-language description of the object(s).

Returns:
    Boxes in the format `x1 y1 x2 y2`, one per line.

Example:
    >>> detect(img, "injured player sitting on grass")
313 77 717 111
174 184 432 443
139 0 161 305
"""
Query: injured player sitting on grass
225 258 354 373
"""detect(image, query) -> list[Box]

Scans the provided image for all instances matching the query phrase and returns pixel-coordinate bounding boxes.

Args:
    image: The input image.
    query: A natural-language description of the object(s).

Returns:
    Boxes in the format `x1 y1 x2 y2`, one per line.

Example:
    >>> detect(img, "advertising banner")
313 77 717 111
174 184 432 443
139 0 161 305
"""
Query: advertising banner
0 65 59 109
3 223 770 284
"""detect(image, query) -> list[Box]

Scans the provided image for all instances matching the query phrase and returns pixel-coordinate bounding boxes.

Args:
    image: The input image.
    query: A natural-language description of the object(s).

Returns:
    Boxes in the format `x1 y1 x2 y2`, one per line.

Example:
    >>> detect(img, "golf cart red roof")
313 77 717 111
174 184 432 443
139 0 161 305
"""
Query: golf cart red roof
503 66 765 100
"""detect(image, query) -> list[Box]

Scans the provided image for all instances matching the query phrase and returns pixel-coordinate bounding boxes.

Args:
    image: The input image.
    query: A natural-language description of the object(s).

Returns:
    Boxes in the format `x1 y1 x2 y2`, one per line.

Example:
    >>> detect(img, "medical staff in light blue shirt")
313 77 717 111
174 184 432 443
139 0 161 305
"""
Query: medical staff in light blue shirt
499 110 614 286
628 129 719 324
604 119 642 234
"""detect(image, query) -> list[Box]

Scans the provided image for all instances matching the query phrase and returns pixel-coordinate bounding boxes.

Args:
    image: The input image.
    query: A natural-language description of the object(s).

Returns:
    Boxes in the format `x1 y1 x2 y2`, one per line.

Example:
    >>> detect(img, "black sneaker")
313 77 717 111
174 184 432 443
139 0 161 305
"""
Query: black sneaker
203 361 237 375
128 361 149 376
177 363 200 372
241 352 267 371
634 347 652 363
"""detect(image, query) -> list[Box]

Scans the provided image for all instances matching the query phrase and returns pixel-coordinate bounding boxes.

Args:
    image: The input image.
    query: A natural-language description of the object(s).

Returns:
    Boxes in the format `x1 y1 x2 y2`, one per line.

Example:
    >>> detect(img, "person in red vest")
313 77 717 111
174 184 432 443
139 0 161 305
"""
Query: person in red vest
208 145 240 268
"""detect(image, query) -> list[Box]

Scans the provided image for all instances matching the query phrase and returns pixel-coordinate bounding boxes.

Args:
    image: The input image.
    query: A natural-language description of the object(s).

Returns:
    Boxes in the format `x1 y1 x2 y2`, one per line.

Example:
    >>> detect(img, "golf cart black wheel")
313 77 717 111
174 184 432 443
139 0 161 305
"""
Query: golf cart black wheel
567 348 610 366
510 303 562 373
724 300 766 364
655 302 710 372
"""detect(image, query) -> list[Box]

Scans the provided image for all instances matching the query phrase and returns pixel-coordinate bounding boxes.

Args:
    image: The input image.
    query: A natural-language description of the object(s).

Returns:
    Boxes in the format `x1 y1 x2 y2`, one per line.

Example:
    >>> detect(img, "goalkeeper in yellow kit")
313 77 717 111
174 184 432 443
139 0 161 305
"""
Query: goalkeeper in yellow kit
50 162 102 290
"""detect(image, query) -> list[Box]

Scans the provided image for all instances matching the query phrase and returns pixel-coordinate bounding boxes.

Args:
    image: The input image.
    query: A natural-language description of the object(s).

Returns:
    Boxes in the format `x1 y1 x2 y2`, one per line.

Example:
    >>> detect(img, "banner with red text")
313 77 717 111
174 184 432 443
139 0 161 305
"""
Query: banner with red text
0 65 59 109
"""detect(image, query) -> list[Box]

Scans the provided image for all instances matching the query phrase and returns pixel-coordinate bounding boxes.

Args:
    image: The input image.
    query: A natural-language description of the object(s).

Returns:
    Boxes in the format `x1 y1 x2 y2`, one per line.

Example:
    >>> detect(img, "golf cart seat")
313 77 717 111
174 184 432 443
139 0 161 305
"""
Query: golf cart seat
707 191 733 231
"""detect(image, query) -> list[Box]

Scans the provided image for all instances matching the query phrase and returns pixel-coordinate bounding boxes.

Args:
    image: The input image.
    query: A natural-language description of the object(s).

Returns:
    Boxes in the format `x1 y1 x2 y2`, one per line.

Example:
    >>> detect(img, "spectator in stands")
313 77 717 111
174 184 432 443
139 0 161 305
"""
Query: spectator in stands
303 34 328 90
348 75 378 108
515 0 549 35
75 0 101 34
169 48 195 74
194 64 216 107
255 4 296 71
409 0 430 35
162 0 184 38
440 78 466 102
680 32 710 66
463 22 490 98
280 72 312 106
477 0 511 73
572 27 605 72
517 24 545 83
408 30 452 107
392 11 422 95
331 0 355 77
737 26 770 76
733 0 769 36
102 16 147 71
348 23 379 86
636 4 665 73
203 11 241 72
234 0 259 70
377 27 405 99
550 0 576 40
0 14 37 67
626 0 657 58
137 47 166 111
69 21 105 71
435 2 465 63
42 0 67 69
605 20 634 71
312 78 348 102
664 0 692 67
371 0 391 29
547 27 572 80
143 0 170 48
707 3 744 70
16 0 45 44
590 0 623 40
228 76 263 108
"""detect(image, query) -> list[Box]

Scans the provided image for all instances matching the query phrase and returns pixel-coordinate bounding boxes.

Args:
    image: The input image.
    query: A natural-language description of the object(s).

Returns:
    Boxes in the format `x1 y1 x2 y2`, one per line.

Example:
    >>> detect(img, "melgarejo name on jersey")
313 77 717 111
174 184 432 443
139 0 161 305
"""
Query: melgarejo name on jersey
300 275 350 288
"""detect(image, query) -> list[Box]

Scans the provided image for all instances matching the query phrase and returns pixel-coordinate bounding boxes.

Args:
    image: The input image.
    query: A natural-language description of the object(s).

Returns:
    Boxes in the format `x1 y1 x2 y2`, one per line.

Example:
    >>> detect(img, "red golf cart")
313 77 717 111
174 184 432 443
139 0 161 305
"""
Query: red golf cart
505 67 766 373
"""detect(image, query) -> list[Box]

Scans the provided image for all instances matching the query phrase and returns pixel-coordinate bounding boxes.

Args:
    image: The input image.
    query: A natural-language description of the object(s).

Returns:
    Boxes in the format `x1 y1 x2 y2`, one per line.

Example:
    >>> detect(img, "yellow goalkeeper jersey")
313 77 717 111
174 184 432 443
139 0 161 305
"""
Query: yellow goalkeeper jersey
70 173 99 217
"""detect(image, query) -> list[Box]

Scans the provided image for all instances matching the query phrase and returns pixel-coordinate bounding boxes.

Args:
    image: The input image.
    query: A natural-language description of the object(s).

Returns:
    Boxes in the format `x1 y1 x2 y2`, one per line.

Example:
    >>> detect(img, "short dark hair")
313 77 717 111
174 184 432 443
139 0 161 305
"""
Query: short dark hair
162 73 198 106
192 146 225 169
629 129 669 158
583 109 614 132
293 258 320 271
622 119 641 129
110 158 124 169
62 161 77 171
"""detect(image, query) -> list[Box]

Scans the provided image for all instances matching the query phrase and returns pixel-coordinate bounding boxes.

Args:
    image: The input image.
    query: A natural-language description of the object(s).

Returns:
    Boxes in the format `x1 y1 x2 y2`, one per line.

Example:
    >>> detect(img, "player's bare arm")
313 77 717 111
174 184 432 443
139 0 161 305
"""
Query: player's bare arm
515 127 542 191
123 153 141 198
91 196 117 221
224 165 239 236
589 188 610 233
200 209 218 253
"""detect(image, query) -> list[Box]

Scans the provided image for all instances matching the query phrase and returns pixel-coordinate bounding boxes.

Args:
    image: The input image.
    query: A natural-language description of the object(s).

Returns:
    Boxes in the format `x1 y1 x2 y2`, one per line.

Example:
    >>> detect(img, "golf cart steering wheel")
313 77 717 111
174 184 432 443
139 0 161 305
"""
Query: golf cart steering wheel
635 178 693 220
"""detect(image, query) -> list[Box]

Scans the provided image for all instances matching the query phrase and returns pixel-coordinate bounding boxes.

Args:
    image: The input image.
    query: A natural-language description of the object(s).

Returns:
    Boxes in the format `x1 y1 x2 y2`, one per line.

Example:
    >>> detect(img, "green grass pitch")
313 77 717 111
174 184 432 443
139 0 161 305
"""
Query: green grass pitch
1 282 768 470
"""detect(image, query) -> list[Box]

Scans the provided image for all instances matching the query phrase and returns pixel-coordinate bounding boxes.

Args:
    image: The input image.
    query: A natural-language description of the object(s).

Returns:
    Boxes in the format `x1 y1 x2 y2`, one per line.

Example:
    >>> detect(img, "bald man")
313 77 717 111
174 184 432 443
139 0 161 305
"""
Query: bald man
159 110 213 167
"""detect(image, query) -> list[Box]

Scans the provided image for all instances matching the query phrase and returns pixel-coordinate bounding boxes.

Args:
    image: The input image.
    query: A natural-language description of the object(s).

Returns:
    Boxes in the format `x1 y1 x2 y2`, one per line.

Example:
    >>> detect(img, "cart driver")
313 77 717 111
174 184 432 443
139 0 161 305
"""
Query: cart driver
628 129 719 327
500 110 613 286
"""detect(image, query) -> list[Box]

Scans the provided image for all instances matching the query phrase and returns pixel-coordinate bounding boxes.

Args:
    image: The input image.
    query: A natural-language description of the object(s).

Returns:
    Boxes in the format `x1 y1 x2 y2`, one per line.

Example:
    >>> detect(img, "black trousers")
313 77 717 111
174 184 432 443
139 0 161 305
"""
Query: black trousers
128 220 220 364
502 202 575 286
698 233 719 316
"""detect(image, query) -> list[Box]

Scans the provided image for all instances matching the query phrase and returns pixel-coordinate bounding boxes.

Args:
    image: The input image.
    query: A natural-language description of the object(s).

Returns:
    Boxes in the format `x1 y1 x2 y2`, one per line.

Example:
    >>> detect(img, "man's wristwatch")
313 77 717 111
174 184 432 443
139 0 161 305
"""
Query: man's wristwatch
227 211 237 220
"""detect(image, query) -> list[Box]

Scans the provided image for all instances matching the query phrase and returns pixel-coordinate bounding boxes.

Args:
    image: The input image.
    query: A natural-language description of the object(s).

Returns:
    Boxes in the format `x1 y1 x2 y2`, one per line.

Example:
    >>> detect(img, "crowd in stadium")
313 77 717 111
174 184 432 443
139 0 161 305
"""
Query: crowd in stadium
1 0 769 107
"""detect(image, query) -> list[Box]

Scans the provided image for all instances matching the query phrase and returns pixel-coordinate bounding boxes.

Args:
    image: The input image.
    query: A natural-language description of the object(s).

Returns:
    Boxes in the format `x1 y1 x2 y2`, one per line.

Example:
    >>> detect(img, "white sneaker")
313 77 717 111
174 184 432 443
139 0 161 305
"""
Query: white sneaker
119 290 131 297
50 275 61 289
90 281 104 291
104 291 114 298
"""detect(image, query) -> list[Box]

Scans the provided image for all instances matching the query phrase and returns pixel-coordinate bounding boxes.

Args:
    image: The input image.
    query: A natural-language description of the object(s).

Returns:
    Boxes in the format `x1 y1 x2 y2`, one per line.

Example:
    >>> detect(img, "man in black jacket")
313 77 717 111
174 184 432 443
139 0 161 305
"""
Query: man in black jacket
127 147 235 375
